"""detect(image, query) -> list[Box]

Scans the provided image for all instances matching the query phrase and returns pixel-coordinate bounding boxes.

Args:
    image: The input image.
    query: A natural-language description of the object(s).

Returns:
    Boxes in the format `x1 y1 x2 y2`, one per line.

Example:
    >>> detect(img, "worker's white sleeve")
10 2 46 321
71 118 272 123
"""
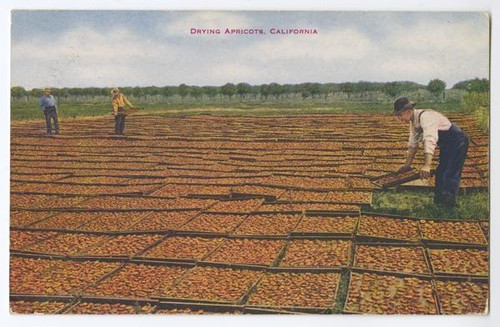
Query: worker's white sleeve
408 124 420 149
420 117 440 155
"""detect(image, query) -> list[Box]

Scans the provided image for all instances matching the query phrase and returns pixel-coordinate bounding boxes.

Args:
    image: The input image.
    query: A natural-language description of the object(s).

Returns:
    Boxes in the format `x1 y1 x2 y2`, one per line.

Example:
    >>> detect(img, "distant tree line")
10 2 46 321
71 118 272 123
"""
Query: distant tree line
450 78 490 93
10 78 489 102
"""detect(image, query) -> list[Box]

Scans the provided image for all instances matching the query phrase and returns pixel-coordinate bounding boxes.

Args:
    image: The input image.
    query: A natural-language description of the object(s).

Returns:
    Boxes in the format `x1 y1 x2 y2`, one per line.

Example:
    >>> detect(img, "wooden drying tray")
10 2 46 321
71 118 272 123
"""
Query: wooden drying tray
371 169 434 189
115 107 142 116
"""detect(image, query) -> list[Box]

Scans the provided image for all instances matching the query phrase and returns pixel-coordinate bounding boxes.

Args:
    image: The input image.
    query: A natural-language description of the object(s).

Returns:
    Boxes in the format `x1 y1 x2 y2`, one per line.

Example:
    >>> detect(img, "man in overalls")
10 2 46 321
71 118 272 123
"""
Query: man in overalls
38 87 59 135
393 97 469 208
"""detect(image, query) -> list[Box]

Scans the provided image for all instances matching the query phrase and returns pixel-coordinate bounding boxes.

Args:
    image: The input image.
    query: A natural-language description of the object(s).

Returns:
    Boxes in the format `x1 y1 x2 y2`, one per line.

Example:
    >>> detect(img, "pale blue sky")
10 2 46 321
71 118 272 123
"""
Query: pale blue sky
11 11 490 89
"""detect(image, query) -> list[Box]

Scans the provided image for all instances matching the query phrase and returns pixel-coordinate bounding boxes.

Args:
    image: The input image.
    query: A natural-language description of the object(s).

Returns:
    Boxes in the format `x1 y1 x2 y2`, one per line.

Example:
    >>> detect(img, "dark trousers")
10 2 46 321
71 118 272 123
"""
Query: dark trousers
435 124 469 207
44 107 59 134
114 112 126 135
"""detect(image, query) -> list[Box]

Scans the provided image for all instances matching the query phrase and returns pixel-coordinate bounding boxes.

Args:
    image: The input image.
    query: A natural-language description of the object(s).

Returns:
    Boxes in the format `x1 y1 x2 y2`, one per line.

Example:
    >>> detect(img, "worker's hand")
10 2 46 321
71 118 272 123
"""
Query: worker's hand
420 164 431 179
397 165 412 173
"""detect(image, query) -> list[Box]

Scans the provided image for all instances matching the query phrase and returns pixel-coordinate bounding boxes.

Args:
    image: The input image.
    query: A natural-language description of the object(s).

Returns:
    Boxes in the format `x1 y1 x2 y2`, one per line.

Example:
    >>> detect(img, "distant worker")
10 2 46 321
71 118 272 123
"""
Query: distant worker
393 97 469 208
111 87 134 135
38 87 59 135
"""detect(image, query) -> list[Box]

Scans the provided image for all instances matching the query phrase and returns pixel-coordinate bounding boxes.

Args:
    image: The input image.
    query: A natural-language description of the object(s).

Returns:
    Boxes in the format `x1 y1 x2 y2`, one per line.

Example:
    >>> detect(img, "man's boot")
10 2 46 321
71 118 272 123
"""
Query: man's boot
441 192 457 208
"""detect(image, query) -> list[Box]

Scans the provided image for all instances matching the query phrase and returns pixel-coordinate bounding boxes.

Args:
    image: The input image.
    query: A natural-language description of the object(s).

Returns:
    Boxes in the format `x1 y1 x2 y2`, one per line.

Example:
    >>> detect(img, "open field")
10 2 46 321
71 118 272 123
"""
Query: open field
11 99 465 121
10 112 489 314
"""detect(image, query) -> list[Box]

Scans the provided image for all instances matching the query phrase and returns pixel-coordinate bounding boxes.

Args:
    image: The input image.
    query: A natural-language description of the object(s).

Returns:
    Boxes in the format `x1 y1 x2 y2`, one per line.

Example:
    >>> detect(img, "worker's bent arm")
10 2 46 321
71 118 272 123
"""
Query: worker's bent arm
420 153 433 179
124 95 133 108
404 146 418 167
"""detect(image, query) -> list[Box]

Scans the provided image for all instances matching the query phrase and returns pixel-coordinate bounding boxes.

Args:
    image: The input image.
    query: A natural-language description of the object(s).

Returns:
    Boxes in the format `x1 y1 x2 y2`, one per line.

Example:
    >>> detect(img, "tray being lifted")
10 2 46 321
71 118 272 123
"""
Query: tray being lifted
371 169 431 189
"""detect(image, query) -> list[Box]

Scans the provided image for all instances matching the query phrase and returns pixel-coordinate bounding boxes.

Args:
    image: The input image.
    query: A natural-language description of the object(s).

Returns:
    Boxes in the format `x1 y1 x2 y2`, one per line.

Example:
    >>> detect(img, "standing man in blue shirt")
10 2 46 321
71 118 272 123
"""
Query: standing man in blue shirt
38 87 59 135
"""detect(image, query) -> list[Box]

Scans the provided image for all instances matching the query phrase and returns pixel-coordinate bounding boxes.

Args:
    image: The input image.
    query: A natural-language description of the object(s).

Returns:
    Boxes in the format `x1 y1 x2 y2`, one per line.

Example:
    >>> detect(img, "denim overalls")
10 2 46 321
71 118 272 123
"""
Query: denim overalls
419 111 469 206
435 124 469 206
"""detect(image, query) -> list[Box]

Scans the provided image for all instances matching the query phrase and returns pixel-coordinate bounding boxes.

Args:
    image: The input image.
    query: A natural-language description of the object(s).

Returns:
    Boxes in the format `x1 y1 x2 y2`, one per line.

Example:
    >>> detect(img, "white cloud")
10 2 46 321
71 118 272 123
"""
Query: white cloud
12 25 181 88
254 28 374 62
206 62 264 84
384 19 489 56
372 18 490 85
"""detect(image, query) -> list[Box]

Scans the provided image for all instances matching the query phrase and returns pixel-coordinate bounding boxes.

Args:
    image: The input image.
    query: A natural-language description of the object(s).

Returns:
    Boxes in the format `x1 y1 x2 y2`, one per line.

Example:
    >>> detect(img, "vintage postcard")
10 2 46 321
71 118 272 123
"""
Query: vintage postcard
7 7 491 319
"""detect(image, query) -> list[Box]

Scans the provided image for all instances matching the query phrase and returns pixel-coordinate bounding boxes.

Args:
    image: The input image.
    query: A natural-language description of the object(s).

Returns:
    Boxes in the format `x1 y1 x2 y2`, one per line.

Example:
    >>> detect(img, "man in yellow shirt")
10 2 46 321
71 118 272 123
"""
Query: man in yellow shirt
111 87 134 135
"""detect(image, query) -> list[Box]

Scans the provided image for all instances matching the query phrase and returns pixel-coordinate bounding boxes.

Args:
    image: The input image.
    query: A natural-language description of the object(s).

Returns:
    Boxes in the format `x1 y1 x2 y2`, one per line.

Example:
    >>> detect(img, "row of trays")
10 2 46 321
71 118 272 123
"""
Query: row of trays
10 259 488 315
12 210 489 247
10 232 489 278
10 191 368 212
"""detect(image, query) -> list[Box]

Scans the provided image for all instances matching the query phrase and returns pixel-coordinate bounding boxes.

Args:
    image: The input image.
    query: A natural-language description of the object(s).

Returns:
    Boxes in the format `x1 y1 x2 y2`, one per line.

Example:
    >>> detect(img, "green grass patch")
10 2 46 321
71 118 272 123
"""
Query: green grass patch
463 92 489 133
473 106 489 133
11 99 465 121
333 270 351 314
11 102 110 121
368 189 489 220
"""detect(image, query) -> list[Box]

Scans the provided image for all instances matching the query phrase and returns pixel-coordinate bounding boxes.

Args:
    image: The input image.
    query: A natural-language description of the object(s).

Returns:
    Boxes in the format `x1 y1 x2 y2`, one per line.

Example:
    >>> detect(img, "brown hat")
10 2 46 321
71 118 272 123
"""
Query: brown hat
393 97 416 115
